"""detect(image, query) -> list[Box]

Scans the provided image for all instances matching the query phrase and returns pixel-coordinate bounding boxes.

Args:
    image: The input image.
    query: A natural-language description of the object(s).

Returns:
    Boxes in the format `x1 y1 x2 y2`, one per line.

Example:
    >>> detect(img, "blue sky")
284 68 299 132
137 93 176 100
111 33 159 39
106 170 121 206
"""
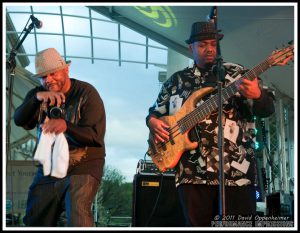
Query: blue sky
5 4 172 182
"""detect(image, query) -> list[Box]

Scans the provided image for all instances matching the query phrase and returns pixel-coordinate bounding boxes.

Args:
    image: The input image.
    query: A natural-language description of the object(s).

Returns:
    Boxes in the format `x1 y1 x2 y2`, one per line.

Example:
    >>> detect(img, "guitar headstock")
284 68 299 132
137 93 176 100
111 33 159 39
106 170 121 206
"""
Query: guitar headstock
269 41 294 66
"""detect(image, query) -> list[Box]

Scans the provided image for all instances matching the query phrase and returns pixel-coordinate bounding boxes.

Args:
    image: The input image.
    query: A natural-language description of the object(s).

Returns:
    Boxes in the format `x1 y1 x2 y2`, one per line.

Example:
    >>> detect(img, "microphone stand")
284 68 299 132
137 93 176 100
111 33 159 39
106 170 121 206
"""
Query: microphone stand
6 17 36 226
210 6 226 219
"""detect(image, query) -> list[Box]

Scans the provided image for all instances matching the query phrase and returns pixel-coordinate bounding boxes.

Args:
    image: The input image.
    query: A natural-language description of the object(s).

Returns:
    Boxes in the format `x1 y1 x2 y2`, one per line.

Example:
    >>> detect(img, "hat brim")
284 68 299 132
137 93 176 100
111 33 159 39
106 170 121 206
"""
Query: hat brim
32 61 71 78
185 33 224 44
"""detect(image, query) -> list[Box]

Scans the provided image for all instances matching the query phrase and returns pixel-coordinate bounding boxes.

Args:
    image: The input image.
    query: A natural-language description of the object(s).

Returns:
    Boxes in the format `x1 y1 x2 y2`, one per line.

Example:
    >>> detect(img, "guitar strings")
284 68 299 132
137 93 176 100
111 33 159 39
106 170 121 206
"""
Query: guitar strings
152 84 234 151
153 93 222 151
153 79 239 151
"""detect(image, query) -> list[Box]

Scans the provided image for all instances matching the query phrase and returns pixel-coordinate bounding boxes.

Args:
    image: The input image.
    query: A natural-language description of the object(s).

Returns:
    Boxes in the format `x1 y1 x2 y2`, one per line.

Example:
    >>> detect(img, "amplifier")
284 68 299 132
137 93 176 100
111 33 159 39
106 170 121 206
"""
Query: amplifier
266 192 294 218
136 159 175 176
132 174 185 227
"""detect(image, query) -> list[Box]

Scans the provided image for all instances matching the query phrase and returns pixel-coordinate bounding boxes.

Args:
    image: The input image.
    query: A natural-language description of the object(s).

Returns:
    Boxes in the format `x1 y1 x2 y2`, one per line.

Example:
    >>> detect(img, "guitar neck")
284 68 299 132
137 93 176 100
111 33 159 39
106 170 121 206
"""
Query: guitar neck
178 57 273 133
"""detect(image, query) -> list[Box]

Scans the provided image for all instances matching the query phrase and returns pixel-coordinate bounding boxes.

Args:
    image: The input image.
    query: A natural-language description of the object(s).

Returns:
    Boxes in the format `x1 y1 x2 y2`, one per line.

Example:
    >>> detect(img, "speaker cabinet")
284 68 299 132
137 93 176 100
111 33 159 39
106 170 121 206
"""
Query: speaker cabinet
132 174 185 227
266 192 281 216
266 192 294 218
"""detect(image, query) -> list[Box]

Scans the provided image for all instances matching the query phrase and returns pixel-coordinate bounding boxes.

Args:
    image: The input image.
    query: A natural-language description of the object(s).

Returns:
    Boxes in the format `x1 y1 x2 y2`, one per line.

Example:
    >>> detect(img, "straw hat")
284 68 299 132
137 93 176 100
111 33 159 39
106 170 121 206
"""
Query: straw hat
32 48 71 78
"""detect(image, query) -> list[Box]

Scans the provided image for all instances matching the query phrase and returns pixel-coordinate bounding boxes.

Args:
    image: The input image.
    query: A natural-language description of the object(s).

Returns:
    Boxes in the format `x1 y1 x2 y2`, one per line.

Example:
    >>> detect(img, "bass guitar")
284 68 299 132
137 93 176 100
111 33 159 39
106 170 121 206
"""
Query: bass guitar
147 42 294 172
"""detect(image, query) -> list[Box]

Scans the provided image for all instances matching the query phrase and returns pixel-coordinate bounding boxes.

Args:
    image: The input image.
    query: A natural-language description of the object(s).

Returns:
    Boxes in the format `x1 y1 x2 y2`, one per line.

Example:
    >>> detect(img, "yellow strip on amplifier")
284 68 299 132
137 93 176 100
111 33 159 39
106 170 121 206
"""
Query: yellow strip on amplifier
141 181 160 187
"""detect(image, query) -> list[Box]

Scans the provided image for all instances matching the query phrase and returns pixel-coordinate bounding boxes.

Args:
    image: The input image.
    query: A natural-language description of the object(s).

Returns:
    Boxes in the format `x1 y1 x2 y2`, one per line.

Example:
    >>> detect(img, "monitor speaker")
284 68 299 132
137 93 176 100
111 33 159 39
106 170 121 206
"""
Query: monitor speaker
266 192 281 216
266 192 294 218
132 174 185 227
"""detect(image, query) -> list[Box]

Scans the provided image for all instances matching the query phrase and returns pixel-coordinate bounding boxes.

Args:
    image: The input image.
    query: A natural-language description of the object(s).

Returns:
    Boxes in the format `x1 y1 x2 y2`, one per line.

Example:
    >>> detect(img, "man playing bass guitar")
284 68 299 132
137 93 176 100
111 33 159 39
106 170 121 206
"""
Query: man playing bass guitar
146 21 293 227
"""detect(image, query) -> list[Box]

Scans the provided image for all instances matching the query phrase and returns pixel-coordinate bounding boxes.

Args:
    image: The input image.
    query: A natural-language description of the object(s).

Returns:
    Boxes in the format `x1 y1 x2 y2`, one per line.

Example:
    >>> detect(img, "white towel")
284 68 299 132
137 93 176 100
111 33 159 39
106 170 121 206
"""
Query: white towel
34 132 69 178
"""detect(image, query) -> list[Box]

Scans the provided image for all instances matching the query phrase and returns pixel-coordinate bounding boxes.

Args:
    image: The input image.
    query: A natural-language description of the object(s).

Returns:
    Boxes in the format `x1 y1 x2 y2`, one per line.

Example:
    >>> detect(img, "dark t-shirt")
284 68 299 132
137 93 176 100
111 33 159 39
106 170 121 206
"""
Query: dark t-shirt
14 78 106 182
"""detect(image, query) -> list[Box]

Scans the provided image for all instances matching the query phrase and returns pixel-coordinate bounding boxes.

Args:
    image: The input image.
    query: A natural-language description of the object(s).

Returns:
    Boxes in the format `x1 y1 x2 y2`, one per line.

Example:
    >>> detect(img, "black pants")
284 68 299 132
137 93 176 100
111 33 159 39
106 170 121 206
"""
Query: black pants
177 184 256 227
23 169 101 227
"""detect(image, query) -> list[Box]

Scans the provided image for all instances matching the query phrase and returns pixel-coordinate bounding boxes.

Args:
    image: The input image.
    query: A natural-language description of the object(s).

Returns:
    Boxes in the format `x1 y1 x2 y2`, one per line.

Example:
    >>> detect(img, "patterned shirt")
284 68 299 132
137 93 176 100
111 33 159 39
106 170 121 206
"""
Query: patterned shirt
147 63 274 187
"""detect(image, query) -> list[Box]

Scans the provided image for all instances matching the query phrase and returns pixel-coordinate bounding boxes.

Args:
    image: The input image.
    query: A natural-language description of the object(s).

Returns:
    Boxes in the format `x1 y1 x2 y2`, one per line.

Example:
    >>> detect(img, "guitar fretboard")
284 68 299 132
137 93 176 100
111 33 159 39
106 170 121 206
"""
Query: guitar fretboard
177 57 273 133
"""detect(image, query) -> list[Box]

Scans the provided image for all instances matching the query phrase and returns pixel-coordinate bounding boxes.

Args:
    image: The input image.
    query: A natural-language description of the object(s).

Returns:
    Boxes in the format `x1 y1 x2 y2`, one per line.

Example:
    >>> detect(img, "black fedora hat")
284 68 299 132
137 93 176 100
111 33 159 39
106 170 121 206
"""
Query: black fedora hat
185 21 224 44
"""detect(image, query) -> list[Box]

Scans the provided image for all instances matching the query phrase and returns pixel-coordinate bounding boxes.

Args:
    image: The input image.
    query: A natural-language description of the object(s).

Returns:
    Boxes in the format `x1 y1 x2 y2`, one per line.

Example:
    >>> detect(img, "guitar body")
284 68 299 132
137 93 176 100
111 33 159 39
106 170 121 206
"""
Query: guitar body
148 87 215 172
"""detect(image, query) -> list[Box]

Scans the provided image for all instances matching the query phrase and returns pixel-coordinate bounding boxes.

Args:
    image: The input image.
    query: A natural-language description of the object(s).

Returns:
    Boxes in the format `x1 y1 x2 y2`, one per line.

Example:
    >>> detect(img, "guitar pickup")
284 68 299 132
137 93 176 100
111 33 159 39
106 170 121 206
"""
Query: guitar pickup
169 134 175 145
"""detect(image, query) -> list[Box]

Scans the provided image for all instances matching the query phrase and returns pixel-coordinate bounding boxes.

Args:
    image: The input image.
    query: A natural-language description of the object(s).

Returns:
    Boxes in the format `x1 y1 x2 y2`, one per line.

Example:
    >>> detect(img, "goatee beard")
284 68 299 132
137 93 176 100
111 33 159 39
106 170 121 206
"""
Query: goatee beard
204 62 214 69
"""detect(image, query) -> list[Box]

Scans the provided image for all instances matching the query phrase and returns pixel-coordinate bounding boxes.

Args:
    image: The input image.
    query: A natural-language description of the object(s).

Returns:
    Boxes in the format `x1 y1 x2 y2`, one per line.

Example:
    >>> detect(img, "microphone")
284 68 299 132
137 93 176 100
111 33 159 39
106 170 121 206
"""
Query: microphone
30 15 43 29
206 6 217 23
